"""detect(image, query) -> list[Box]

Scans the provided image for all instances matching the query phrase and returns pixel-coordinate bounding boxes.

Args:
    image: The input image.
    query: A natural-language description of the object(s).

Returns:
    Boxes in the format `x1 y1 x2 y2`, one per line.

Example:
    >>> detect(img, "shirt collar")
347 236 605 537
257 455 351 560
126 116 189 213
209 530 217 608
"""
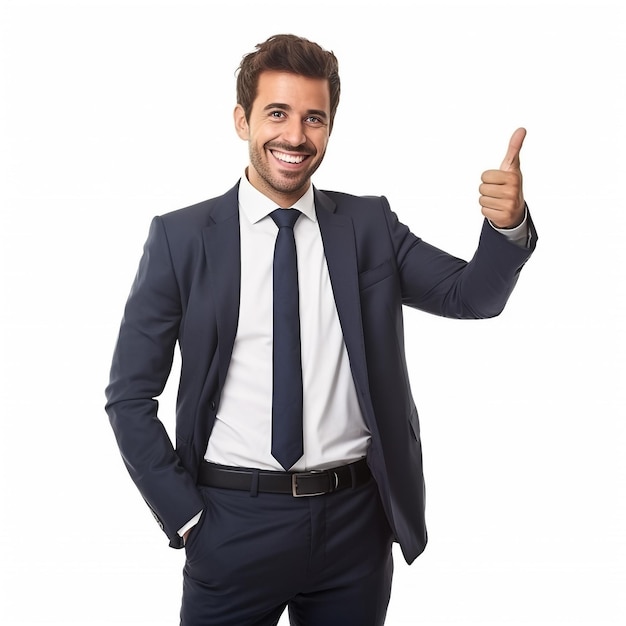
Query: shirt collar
238 170 317 225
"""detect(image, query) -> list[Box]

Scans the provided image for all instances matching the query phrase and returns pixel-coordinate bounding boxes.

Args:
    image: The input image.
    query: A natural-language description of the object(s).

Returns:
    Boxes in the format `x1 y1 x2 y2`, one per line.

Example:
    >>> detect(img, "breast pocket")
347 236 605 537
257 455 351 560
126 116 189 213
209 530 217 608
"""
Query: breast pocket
358 258 394 291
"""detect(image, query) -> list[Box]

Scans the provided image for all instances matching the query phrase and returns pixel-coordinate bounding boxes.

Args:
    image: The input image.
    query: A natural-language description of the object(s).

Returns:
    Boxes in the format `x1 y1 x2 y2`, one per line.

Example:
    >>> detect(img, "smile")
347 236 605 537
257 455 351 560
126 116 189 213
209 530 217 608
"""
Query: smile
271 150 309 164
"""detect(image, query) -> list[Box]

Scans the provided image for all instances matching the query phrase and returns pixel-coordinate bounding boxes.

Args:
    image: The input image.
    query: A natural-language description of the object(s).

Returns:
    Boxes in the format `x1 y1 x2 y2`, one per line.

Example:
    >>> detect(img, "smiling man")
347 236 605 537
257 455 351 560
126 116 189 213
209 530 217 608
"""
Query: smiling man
105 34 537 625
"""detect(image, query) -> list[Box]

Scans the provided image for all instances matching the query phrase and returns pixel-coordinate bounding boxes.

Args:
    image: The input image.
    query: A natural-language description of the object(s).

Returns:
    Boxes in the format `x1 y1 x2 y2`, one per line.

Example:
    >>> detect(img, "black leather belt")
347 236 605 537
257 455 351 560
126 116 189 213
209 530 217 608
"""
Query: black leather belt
198 458 370 497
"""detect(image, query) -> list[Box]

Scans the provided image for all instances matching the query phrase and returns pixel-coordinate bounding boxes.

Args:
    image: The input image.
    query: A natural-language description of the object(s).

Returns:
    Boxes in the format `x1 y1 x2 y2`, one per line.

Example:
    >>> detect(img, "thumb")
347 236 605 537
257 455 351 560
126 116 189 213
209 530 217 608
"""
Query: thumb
499 127 527 171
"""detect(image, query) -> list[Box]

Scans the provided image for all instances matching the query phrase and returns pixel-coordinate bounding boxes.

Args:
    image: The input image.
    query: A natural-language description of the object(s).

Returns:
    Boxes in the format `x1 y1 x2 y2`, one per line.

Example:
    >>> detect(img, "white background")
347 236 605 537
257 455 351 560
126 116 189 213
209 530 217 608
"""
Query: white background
1 0 624 624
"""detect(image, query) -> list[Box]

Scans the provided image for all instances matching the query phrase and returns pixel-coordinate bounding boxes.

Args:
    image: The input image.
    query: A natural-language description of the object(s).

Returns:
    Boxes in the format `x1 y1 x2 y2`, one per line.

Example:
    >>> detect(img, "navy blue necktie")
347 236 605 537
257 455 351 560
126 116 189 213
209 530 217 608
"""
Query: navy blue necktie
270 208 303 471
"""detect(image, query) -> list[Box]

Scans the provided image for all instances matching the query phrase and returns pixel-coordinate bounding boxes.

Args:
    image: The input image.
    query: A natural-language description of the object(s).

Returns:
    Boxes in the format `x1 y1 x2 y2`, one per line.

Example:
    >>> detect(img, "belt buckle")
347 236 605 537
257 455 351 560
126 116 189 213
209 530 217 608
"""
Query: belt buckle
291 470 327 497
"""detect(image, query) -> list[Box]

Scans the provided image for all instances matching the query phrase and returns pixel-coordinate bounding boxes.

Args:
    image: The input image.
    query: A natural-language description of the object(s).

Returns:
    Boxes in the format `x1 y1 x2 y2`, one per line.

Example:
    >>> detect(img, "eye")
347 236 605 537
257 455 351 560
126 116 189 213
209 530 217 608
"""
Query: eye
305 115 324 125
270 110 285 119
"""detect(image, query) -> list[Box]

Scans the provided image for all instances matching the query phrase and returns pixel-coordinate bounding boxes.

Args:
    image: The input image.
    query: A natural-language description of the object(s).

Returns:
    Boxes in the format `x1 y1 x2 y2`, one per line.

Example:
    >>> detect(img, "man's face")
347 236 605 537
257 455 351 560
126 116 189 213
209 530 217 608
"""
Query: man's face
234 71 331 207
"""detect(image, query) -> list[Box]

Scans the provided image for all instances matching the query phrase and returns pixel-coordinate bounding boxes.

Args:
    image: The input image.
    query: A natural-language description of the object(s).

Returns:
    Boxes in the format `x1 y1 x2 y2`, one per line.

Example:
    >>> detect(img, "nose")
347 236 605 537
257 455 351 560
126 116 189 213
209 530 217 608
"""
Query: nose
281 118 307 147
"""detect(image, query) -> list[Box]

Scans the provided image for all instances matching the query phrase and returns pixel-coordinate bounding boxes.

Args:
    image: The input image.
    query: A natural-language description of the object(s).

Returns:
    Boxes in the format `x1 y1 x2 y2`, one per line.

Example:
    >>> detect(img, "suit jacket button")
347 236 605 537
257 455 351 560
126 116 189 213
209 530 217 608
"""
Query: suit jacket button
210 400 216 411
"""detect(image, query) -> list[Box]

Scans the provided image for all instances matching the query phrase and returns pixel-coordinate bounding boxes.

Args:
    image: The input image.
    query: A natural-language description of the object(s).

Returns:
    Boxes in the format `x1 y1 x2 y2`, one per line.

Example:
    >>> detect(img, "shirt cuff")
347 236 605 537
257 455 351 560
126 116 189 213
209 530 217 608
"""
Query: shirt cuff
489 207 530 248
178 511 203 539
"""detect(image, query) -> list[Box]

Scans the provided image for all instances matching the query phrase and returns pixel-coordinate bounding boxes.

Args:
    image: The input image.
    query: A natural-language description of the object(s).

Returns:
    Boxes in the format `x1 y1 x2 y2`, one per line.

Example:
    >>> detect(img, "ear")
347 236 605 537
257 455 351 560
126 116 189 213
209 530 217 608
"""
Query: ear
234 104 249 140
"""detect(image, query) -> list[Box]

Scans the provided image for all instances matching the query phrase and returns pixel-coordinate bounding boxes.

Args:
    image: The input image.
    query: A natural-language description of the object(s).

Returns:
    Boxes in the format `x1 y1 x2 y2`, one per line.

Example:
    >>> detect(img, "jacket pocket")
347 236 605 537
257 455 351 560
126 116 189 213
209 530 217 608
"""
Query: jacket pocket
359 258 394 291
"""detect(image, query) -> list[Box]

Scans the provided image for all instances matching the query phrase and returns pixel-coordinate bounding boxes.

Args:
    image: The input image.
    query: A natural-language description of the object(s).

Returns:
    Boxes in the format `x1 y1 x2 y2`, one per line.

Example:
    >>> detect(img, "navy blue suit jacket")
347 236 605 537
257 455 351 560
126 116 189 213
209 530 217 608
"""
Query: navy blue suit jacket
105 182 536 564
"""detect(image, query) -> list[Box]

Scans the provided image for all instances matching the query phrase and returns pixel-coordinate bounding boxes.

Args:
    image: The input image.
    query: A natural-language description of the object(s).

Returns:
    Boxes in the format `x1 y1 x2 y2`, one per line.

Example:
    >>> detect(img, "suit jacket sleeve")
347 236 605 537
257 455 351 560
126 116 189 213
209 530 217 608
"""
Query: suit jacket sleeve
384 199 537 318
105 215 204 548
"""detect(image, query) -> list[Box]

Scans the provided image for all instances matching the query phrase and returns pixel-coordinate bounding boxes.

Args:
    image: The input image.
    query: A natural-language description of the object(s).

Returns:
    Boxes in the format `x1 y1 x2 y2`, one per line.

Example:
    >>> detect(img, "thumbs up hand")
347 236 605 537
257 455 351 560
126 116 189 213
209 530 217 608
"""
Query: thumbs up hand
479 128 526 228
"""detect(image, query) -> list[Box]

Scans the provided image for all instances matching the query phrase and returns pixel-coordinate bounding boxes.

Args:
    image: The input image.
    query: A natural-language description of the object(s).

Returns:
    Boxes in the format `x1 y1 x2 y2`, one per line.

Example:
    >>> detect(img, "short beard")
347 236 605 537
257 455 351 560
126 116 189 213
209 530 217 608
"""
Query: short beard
248 142 325 197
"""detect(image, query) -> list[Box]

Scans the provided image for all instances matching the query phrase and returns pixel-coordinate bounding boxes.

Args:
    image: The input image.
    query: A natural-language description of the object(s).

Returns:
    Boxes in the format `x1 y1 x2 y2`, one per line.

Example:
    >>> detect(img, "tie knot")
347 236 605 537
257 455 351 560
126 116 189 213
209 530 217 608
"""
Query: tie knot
270 208 301 230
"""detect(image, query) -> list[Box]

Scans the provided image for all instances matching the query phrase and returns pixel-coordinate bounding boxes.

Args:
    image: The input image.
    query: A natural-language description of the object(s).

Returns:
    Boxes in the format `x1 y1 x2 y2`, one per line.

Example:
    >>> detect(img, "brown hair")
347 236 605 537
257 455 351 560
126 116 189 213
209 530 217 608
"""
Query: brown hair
236 34 341 131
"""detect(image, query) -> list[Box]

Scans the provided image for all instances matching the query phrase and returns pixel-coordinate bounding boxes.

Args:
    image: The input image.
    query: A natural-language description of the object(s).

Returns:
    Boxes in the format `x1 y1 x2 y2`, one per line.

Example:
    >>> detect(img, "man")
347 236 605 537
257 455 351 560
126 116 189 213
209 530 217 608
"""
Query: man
105 34 536 625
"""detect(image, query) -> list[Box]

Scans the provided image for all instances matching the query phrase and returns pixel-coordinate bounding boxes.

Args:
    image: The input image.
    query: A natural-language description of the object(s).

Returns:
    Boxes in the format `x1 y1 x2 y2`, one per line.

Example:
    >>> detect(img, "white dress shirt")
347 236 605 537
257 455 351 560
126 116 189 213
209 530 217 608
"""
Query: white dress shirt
205 174 371 471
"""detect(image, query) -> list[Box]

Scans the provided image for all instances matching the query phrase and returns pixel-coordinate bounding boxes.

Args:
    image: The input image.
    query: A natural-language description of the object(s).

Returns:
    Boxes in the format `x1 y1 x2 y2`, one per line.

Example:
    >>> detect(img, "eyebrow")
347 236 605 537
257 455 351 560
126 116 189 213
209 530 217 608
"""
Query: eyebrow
263 103 328 121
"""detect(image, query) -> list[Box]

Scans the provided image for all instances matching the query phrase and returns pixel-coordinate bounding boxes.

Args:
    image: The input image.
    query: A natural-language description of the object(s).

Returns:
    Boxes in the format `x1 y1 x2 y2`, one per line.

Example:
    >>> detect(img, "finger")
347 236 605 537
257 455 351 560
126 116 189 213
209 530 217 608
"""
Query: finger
499 127 527 172
481 169 517 185
479 182 518 201
479 196 514 212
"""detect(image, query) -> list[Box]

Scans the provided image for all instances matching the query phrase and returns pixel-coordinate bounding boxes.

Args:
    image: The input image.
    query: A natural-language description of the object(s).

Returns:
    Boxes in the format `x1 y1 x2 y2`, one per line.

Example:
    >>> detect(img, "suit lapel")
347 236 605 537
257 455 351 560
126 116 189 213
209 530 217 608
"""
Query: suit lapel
202 183 241 392
314 189 371 409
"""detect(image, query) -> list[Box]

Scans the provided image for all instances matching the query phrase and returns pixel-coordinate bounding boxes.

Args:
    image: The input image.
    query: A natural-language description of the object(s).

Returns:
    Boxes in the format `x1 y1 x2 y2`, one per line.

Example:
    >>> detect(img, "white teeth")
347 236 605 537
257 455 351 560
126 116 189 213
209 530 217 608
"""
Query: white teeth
273 151 306 164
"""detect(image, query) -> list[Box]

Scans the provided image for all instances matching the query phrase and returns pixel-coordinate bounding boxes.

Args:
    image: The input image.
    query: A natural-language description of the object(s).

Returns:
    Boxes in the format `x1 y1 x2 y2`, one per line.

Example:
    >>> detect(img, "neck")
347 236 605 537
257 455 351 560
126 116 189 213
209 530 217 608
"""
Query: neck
245 167 311 208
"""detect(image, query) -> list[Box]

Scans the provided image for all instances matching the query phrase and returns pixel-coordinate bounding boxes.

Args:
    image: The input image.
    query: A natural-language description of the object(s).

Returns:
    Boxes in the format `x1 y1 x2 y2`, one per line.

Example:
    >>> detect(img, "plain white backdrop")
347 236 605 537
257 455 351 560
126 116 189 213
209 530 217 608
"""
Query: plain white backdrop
1 0 624 624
